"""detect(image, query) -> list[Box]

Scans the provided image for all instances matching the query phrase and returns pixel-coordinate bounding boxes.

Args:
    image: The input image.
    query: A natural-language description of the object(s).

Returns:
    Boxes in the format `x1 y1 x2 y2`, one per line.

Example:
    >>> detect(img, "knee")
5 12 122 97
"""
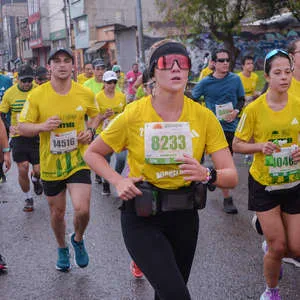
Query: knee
74 208 90 220
267 240 287 259
50 207 65 221
18 162 29 175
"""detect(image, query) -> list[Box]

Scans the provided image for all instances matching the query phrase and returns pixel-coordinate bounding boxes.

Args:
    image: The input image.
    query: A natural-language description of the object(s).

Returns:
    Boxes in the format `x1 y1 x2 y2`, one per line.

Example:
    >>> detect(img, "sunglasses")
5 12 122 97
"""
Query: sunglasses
216 58 230 63
156 54 190 70
106 80 117 85
21 78 33 83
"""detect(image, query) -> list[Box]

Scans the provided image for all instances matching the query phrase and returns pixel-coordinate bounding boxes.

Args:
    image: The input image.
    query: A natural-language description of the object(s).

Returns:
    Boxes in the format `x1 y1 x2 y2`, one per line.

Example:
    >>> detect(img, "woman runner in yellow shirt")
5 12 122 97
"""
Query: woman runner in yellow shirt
84 39 237 300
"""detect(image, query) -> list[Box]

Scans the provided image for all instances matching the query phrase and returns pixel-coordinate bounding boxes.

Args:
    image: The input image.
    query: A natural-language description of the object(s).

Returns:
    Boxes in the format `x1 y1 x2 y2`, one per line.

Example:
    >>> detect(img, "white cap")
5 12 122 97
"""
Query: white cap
103 71 118 82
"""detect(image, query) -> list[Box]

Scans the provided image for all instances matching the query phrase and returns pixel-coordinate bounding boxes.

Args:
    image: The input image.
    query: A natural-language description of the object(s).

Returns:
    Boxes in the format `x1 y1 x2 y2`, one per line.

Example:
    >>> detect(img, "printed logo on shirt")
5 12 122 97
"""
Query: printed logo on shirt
291 118 299 125
191 129 199 138
76 105 84 111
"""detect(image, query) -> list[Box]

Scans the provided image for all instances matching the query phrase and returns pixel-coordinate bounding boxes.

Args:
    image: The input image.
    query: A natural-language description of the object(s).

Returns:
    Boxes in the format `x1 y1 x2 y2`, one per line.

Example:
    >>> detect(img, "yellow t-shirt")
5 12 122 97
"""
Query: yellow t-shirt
0 84 36 135
77 73 92 85
289 77 300 100
95 90 126 134
198 67 213 81
235 93 300 186
19 81 99 181
238 72 258 97
100 95 228 189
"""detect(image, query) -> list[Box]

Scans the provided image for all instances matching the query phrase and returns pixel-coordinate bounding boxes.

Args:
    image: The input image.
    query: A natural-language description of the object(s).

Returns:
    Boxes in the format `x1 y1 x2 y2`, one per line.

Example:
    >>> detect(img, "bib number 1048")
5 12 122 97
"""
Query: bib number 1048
151 135 186 151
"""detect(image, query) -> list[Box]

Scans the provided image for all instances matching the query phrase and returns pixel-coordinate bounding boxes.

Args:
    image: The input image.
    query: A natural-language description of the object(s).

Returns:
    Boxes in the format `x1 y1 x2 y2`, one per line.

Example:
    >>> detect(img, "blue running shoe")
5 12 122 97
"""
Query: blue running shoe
71 233 89 268
56 247 70 272
260 287 281 300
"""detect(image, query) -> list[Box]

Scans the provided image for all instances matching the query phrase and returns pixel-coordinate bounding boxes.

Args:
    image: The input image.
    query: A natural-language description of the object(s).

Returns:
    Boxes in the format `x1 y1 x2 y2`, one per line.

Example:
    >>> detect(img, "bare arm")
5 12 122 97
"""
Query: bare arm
0 118 11 172
84 137 142 200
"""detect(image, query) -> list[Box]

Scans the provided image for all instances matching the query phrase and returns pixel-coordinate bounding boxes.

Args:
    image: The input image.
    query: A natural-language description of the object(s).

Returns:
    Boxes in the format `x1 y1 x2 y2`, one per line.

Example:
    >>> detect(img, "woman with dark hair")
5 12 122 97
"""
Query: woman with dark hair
233 50 300 300
84 39 237 300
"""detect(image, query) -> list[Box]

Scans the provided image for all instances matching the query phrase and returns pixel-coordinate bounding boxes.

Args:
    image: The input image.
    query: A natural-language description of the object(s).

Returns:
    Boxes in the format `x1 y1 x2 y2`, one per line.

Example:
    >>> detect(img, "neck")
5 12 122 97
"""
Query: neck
151 88 184 121
213 71 228 79
105 89 115 98
293 68 300 81
51 77 72 95
242 70 251 77
266 89 288 105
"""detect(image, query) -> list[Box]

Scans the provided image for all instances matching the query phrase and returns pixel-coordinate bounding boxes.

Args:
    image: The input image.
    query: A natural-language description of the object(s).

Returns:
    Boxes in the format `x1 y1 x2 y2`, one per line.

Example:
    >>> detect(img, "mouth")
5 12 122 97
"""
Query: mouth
171 76 181 81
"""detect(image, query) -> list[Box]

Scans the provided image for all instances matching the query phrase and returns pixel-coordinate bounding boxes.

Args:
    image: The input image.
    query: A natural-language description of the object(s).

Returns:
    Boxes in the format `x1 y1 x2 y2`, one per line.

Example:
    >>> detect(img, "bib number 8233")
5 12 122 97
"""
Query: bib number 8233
151 135 186 151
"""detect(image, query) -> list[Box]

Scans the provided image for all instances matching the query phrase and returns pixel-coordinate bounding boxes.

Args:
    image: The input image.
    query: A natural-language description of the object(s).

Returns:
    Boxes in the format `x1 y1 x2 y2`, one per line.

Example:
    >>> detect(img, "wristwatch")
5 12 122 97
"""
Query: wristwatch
207 167 217 185
2 147 11 153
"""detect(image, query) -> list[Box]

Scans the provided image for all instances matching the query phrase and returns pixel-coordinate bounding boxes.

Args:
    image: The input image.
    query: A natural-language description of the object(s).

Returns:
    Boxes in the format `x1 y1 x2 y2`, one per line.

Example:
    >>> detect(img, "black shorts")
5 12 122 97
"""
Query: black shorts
223 131 234 155
42 169 91 197
248 173 300 214
11 136 40 164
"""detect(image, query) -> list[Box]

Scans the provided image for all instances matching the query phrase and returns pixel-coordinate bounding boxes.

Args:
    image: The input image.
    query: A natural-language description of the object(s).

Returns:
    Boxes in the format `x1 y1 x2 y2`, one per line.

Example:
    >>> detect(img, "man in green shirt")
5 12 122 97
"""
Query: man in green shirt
84 59 106 94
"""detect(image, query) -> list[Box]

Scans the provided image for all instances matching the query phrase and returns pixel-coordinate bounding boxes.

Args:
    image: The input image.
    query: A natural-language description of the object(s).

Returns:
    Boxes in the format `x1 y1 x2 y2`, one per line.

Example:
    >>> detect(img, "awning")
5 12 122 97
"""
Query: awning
86 42 106 54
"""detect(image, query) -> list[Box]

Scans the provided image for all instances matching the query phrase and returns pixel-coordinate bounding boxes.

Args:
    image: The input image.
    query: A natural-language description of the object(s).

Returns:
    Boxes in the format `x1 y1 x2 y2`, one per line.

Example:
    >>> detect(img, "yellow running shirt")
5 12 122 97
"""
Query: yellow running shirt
198 66 213 81
0 84 36 136
77 73 92 85
289 77 300 100
238 72 258 97
19 81 99 181
95 90 126 134
235 93 300 186
101 95 228 189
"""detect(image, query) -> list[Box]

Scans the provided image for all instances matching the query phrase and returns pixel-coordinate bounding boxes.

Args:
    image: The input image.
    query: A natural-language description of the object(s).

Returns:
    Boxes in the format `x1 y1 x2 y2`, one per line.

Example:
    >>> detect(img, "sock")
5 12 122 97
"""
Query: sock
31 175 40 182
0 162 4 177
24 191 32 199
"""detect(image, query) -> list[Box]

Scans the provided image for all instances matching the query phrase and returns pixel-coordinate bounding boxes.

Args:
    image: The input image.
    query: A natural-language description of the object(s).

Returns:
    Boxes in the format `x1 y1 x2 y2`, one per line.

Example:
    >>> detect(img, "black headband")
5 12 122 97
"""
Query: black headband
148 42 190 77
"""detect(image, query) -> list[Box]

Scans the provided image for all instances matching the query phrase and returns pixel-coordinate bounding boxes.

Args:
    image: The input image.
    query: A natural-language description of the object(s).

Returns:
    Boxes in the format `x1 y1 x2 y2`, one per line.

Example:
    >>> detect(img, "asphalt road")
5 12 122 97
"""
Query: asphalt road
0 154 299 300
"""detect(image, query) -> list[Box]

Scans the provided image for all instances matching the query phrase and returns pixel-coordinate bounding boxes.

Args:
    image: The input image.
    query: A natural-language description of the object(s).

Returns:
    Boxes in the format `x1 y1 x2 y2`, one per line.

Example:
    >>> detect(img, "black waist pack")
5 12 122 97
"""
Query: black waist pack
134 181 207 217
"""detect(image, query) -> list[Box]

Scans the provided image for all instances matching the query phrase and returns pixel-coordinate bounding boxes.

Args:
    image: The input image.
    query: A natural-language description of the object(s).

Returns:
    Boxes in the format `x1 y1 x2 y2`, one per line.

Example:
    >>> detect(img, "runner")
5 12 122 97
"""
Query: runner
233 49 300 300
77 62 93 85
95 70 127 195
192 49 245 214
18 48 99 272
84 39 238 300
35 66 50 85
0 73 12 183
0 116 11 272
125 63 141 103
198 58 214 81
112 65 125 92
0 64 43 212
84 59 106 95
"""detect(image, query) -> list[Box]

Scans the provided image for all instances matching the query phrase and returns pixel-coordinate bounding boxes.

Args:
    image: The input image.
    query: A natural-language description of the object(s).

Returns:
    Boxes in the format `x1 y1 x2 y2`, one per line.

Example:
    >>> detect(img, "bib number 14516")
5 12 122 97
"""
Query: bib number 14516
145 122 192 164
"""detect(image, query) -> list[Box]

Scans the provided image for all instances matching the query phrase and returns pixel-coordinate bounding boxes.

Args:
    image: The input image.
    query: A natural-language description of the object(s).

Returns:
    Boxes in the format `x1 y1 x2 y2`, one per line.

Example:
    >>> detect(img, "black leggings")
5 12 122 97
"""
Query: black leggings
121 209 199 300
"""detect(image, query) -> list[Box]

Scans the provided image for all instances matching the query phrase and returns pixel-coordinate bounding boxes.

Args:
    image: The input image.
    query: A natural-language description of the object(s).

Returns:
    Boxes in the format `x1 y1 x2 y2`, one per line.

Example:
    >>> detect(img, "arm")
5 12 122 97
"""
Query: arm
0 118 11 172
84 137 142 200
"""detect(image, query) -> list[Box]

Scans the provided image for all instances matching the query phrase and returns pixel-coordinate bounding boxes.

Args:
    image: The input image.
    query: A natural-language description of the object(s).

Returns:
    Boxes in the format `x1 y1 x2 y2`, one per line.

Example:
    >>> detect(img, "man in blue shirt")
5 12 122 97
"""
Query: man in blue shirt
0 74 12 183
192 49 245 214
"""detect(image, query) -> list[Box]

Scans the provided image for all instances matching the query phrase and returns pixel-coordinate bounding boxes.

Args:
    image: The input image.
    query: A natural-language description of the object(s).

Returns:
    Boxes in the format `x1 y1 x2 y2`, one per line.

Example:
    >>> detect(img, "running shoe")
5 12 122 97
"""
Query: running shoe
95 174 102 184
71 233 89 268
251 214 263 235
31 175 43 195
130 261 143 279
102 182 111 196
282 257 300 268
56 247 71 272
0 174 7 183
262 241 283 280
23 198 34 212
260 287 281 300
0 254 7 271
223 197 238 214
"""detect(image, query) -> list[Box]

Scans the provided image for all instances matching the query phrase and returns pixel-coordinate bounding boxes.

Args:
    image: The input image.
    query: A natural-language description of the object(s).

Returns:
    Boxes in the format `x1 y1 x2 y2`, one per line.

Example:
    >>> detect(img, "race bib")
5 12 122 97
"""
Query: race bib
144 122 192 164
266 146 300 177
215 102 233 120
50 130 78 154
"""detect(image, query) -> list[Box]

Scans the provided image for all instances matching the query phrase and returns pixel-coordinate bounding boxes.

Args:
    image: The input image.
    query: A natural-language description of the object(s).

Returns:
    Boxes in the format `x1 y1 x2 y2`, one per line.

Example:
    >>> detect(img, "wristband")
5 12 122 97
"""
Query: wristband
201 167 217 184
2 147 11 153
87 127 95 136
201 168 211 184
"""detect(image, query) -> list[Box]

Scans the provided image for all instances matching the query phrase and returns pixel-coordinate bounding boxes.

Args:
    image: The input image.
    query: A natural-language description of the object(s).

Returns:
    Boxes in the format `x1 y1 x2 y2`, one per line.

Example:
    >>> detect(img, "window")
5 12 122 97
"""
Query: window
77 18 87 33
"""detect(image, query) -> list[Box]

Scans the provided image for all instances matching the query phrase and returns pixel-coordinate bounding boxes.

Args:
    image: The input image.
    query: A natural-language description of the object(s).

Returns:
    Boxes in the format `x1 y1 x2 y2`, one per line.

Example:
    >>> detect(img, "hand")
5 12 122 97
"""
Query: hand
115 177 143 201
77 130 92 145
103 109 114 119
223 110 239 123
3 152 11 172
177 154 209 182
292 147 300 163
9 125 19 135
261 142 280 155
41 116 61 132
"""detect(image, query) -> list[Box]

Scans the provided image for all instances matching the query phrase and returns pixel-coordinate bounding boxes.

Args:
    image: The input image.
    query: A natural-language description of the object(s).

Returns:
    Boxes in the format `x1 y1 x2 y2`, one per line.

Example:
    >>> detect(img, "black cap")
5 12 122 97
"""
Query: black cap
48 48 74 64
18 64 34 80
35 66 48 77
92 58 105 68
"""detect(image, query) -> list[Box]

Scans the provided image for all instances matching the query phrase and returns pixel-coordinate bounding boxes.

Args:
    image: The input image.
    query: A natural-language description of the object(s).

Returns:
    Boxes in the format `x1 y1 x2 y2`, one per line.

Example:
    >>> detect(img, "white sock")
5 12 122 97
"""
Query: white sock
24 191 32 199
31 176 38 182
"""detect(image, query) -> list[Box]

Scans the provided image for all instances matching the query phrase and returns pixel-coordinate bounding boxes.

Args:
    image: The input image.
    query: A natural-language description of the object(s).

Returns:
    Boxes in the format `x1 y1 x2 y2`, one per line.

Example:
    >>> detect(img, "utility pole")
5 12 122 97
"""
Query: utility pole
136 0 145 70
63 0 70 48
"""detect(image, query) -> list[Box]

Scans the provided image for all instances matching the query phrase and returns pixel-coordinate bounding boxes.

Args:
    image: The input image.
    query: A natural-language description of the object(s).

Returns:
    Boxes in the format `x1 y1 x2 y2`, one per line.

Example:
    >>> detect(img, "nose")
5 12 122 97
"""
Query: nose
171 60 181 71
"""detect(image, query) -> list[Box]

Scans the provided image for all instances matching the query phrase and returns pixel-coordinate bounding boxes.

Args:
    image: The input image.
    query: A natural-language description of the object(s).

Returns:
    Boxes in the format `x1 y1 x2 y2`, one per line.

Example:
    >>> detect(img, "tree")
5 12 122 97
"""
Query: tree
287 0 300 22
156 0 251 69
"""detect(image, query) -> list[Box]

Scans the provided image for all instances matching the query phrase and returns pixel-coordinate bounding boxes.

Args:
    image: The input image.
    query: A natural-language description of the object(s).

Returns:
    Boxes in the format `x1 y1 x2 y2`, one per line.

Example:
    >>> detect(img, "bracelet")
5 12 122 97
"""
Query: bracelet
201 168 211 184
87 127 95 137
201 167 217 184
2 147 11 153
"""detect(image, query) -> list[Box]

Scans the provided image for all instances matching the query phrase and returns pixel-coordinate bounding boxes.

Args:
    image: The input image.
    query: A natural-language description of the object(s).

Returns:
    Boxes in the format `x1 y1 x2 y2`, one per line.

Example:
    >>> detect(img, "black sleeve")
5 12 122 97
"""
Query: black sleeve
235 96 245 111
